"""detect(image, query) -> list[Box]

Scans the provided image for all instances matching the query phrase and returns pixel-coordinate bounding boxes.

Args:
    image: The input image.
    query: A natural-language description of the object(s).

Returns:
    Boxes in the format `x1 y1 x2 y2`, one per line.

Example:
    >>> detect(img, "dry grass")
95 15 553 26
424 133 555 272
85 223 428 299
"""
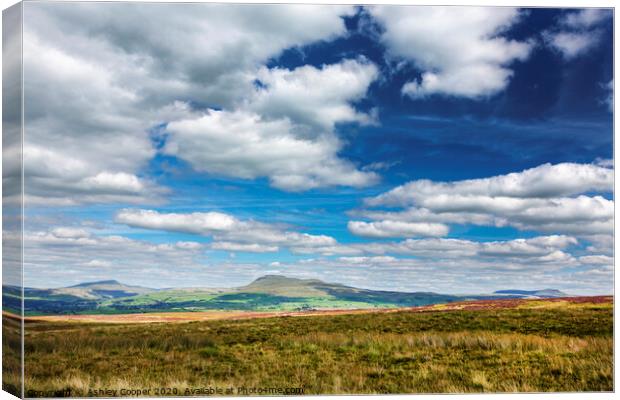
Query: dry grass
2 314 22 397
16 299 614 396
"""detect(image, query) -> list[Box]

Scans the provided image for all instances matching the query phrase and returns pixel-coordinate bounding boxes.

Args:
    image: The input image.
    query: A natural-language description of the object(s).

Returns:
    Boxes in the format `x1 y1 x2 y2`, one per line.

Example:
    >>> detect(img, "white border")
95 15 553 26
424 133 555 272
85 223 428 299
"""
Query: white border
0 1 616 400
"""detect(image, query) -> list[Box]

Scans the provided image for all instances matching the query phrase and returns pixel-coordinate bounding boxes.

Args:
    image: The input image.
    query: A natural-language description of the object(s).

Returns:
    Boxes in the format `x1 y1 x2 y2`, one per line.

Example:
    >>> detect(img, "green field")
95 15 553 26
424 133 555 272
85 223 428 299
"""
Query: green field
14 298 613 396
7 276 465 316
98 292 388 313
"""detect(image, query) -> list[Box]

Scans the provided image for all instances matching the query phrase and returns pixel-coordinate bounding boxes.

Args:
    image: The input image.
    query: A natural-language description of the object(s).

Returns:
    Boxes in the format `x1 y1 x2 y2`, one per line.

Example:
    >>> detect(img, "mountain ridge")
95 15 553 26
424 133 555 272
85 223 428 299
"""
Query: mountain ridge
4 275 572 316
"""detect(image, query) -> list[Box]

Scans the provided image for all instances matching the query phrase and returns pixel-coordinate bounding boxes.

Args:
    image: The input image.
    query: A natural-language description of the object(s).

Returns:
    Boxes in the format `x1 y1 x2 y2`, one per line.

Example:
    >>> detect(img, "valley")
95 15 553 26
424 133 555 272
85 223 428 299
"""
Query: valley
4 275 570 316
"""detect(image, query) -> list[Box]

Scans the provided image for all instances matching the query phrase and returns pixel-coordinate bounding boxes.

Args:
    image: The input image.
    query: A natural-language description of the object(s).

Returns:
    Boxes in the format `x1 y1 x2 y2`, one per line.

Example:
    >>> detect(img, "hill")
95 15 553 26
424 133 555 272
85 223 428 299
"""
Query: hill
57 280 156 299
3 275 573 316
236 275 334 297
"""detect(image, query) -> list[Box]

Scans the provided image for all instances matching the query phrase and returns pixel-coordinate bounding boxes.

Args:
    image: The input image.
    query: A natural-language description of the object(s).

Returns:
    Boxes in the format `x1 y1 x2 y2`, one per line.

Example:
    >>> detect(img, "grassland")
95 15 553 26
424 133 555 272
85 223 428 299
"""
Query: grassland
98 292 385 313
2 313 21 397
15 297 613 396
8 276 464 316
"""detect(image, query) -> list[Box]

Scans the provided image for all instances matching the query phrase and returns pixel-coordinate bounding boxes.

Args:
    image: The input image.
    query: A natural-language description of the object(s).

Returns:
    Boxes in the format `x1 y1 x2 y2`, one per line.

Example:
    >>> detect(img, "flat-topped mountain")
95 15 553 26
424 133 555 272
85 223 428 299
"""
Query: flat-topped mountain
54 280 156 300
3 275 573 316
69 279 123 288
237 275 352 297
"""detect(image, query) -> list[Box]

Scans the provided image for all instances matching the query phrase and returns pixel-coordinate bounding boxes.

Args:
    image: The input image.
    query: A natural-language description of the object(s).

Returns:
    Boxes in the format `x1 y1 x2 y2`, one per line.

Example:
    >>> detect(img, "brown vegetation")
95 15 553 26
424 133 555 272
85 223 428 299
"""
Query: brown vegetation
12 296 613 396
18 296 612 324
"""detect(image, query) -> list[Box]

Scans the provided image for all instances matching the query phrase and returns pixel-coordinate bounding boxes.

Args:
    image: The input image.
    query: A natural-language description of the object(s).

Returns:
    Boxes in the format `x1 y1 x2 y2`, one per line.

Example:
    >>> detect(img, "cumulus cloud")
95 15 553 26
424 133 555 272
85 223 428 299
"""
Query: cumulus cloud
560 8 610 29
584 234 614 256
367 162 612 206
115 209 238 234
543 31 599 59
278 251 610 294
22 2 358 203
17 225 609 293
358 235 579 265
211 242 279 253
20 228 205 287
50 227 90 239
282 232 583 269
477 236 577 258
578 255 613 266
290 244 364 256
22 32 164 205
115 209 337 252
250 60 379 130
337 256 398 264
368 6 531 98
271 232 611 294
348 220 449 238
544 8 611 60
164 59 380 191
85 260 112 268
359 162 613 239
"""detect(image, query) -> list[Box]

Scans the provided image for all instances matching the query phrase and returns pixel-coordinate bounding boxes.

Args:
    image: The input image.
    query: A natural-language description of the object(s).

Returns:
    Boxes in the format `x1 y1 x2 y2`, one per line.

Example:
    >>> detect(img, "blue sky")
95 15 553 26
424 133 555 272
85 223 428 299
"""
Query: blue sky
18 4 613 294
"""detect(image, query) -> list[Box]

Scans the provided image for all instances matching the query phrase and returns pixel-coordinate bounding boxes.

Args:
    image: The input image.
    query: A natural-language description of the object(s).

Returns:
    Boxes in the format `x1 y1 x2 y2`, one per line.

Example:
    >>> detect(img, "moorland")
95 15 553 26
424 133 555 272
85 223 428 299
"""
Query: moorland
8 295 613 396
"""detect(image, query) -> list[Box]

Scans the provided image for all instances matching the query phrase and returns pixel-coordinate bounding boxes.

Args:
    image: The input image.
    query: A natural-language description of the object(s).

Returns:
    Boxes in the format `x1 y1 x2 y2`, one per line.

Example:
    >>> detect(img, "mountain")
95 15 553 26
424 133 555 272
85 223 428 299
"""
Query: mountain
235 275 461 306
3 275 570 316
2 280 157 315
493 289 568 298
59 280 156 299
237 275 354 297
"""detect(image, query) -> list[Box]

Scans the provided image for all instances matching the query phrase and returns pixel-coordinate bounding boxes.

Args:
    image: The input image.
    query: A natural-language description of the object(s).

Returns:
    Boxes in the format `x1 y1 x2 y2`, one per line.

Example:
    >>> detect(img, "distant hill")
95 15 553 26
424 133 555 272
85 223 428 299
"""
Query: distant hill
238 275 356 297
57 280 156 299
2 275 571 316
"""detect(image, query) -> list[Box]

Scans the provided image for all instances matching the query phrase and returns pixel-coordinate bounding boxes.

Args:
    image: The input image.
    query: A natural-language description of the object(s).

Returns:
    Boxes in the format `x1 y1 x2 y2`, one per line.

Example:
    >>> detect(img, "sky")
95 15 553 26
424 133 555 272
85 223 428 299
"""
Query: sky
13 3 613 294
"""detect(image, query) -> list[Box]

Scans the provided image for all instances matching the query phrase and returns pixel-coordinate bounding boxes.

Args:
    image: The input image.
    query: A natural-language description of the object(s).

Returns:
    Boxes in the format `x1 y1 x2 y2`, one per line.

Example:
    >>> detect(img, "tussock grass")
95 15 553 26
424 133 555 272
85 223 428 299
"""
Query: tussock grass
3 314 22 397
18 302 613 396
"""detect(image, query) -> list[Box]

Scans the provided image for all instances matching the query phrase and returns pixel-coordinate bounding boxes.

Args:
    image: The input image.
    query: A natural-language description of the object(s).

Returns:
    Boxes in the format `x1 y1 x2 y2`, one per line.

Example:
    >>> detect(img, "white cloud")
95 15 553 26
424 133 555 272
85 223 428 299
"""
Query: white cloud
286 233 582 266
15 224 610 294
115 208 338 251
368 6 531 98
337 256 398 265
360 162 613 239
544 31 599 59
85 260 112 268
544 9 611 60
477 236 577 258
348 220 449 238
290 244 364 256
165 109 378 192
23 33 164 205
20 228 205 287
351 207 496 227
51 227 90 239
595 157 613 168
211 242 279 253
561 9 610 29
116 209 238 234
359 235 578 264
164 59 380 191
584 234 614 256
578 255 613 265
250 59 379 130
367 162 612 206
23 3 357 202
225 255 610 295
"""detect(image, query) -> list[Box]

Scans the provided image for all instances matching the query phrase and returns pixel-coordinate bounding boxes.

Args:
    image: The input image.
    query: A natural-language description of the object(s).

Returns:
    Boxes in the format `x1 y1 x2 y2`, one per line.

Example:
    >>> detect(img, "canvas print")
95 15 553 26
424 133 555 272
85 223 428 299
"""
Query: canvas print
2 2 614 398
